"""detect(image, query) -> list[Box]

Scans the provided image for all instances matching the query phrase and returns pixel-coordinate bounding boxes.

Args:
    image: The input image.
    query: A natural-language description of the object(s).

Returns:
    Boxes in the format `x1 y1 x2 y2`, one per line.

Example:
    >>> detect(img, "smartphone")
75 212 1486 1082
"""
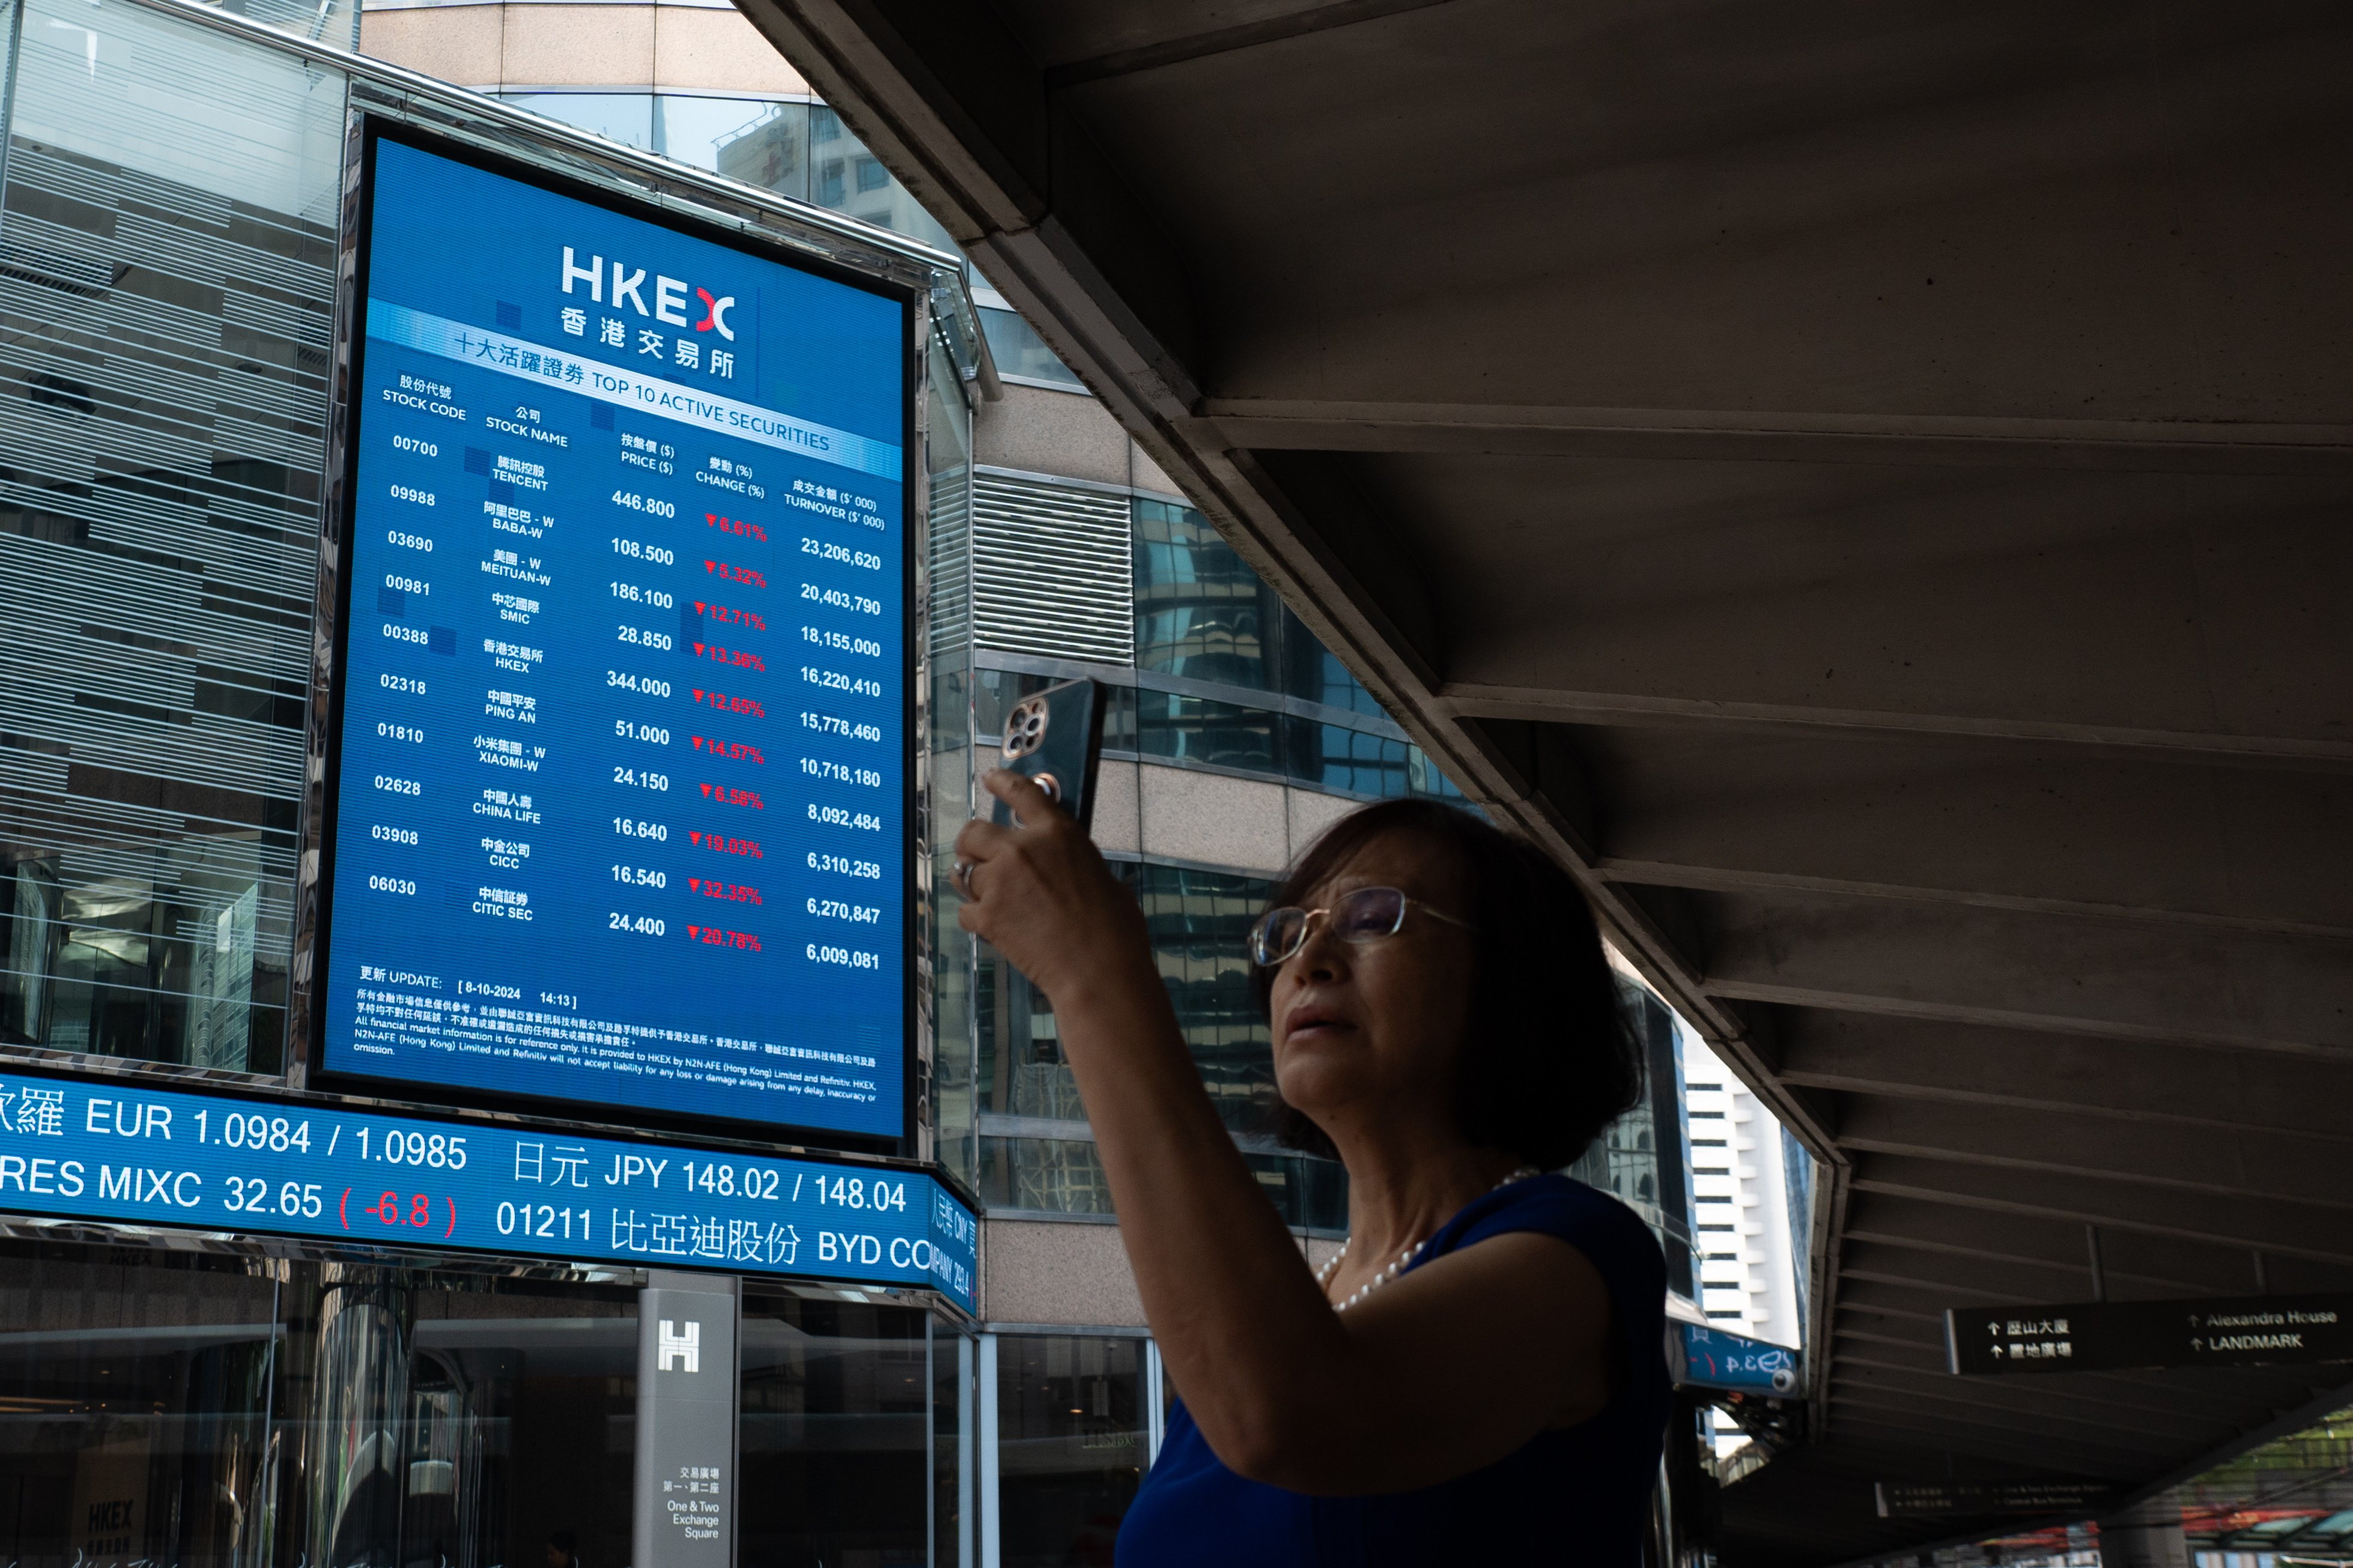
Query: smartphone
991 677 1106 832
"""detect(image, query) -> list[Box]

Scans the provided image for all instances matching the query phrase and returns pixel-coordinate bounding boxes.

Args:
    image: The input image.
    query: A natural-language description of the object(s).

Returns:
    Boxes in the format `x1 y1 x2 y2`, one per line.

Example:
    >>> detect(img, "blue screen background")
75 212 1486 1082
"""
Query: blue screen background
323 138 909 1139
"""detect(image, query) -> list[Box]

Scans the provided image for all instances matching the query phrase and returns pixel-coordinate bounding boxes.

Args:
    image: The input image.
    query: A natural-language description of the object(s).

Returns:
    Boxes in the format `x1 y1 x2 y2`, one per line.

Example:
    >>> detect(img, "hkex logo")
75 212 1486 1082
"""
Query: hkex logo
562 247 736 340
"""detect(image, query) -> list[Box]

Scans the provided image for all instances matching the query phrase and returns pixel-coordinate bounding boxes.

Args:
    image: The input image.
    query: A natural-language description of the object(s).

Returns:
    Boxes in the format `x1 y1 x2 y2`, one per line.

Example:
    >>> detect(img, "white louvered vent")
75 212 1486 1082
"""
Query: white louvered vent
927 465 971 655
971 471 1134 664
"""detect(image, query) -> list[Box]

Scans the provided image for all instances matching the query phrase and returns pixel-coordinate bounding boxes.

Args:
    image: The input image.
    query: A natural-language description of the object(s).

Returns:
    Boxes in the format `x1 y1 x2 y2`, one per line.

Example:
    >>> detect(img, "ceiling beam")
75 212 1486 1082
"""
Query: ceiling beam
1776 1016 2353 1145
1576 725 2353 939
1042 0 1458 88
1851 1154 2353 1265
1695 888 2353 1056
1205 401 2353 474
1832 1097 2353 1211
1435 684 2353 766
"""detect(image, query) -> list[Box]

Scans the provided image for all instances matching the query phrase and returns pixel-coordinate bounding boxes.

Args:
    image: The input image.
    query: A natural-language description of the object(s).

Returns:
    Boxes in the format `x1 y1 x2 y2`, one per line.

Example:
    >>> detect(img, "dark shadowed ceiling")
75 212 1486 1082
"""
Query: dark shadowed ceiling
725 1 2353 1559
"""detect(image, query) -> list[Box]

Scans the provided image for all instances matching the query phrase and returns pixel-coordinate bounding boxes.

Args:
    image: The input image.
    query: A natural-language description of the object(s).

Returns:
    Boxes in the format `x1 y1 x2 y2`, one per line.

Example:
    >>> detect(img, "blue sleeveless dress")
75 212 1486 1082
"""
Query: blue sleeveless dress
1115 1175 1671 1567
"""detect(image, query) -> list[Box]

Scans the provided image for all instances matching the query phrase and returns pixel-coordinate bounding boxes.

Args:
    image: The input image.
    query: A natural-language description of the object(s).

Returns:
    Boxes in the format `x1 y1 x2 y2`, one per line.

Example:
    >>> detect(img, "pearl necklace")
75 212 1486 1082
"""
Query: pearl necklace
1315 1166 1543 1311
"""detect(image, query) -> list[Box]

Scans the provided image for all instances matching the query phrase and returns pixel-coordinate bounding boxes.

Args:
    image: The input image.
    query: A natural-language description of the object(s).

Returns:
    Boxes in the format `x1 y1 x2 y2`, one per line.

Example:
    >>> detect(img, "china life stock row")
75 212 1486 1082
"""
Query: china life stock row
322 132 912 1140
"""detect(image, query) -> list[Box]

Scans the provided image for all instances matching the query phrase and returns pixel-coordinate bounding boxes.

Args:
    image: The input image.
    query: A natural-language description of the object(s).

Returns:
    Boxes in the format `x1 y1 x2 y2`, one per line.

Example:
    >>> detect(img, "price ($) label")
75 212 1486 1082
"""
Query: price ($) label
0 1070 976 1310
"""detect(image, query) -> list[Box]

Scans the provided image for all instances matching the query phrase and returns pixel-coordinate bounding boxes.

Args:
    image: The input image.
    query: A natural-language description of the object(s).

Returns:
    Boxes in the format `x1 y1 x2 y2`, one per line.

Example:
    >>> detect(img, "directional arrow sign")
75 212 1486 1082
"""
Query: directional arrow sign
1946 1291 2353 1375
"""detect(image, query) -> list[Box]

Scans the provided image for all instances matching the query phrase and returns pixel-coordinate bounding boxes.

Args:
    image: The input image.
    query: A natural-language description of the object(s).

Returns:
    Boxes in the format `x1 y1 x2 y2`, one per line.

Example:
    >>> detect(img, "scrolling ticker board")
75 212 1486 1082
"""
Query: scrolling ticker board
1946 1292 2353 1375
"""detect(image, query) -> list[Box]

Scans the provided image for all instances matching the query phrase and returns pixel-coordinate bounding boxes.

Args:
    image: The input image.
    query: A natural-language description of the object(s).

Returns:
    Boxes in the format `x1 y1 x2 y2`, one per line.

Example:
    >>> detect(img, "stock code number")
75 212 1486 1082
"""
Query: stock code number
374 775 422 796
372 825 419 845
380 673 427 694
222 1179 324 1217
390 484 436 507
368 874 417 896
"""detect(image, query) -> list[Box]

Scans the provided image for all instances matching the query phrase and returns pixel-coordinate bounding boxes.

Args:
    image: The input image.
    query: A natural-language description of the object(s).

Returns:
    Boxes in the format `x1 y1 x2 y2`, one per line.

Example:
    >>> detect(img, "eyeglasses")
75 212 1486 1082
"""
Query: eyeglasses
1248 885 1473 967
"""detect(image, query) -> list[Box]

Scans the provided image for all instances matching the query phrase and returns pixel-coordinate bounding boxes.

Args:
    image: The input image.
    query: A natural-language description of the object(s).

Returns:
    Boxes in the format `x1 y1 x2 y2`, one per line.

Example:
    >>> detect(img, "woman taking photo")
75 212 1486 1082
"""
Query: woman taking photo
953 777 1671 1565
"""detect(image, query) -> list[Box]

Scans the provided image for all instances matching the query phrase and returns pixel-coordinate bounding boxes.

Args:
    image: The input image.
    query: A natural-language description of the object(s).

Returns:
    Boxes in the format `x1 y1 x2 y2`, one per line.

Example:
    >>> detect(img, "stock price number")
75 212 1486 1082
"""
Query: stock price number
682 1161 786 1199
612 864 667 888
192 1110 314 1151
614 817 669 841
352 1127 470 1167
222 1178 324 1217
813 1172 909 1212
610 912 667 936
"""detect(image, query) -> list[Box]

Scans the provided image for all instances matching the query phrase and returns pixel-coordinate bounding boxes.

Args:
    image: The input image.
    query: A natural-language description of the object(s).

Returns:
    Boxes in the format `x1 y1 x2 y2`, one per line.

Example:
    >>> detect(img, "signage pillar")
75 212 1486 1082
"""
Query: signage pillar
634 1272 739 1568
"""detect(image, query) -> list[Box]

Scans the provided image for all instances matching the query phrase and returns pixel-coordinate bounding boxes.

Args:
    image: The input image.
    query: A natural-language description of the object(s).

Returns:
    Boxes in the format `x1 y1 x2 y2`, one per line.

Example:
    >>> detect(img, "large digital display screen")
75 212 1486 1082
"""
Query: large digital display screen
318 131 912 1141
0 1070 974 1310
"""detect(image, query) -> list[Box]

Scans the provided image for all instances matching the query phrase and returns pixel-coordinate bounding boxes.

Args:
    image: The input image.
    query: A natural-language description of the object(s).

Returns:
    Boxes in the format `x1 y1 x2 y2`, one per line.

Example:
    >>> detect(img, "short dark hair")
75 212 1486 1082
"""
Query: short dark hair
1255 799 1642 1170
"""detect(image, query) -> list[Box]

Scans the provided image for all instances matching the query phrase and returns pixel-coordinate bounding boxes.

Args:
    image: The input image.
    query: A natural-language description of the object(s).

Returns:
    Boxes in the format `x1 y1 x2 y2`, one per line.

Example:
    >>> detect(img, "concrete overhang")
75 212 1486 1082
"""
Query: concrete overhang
725 1 2353 1559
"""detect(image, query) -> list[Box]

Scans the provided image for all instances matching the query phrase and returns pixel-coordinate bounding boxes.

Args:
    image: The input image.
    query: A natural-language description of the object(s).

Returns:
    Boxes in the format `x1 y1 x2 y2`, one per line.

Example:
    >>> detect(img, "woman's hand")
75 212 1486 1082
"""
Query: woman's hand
953 769 1153 1003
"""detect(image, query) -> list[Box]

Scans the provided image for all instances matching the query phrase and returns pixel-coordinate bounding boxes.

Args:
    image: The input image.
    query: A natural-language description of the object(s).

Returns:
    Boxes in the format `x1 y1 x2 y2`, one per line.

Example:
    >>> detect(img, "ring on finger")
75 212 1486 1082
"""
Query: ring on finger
952 859 974 893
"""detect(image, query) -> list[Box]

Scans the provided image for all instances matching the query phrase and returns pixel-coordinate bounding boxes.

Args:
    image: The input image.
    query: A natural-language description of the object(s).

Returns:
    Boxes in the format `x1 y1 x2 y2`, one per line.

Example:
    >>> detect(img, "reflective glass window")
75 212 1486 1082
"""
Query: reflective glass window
0 1244 276 1568
1131 499 1277 689
739 1290 937 1567
501 92 656 151
1126 861 1277 1133
0 0 344 1073
995 1336 1146 1568
1285 719 1409 798
1133 691 1278 775
710 100 808 201
974 307 1082 390
976 309 1085 391
1274 605 1383 716
978 1135 1114 1215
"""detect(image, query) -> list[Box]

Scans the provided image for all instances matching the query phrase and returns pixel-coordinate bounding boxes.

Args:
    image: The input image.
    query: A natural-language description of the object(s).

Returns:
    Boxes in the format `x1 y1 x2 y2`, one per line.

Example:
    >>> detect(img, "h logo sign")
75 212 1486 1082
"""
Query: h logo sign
657 1319 700 1373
